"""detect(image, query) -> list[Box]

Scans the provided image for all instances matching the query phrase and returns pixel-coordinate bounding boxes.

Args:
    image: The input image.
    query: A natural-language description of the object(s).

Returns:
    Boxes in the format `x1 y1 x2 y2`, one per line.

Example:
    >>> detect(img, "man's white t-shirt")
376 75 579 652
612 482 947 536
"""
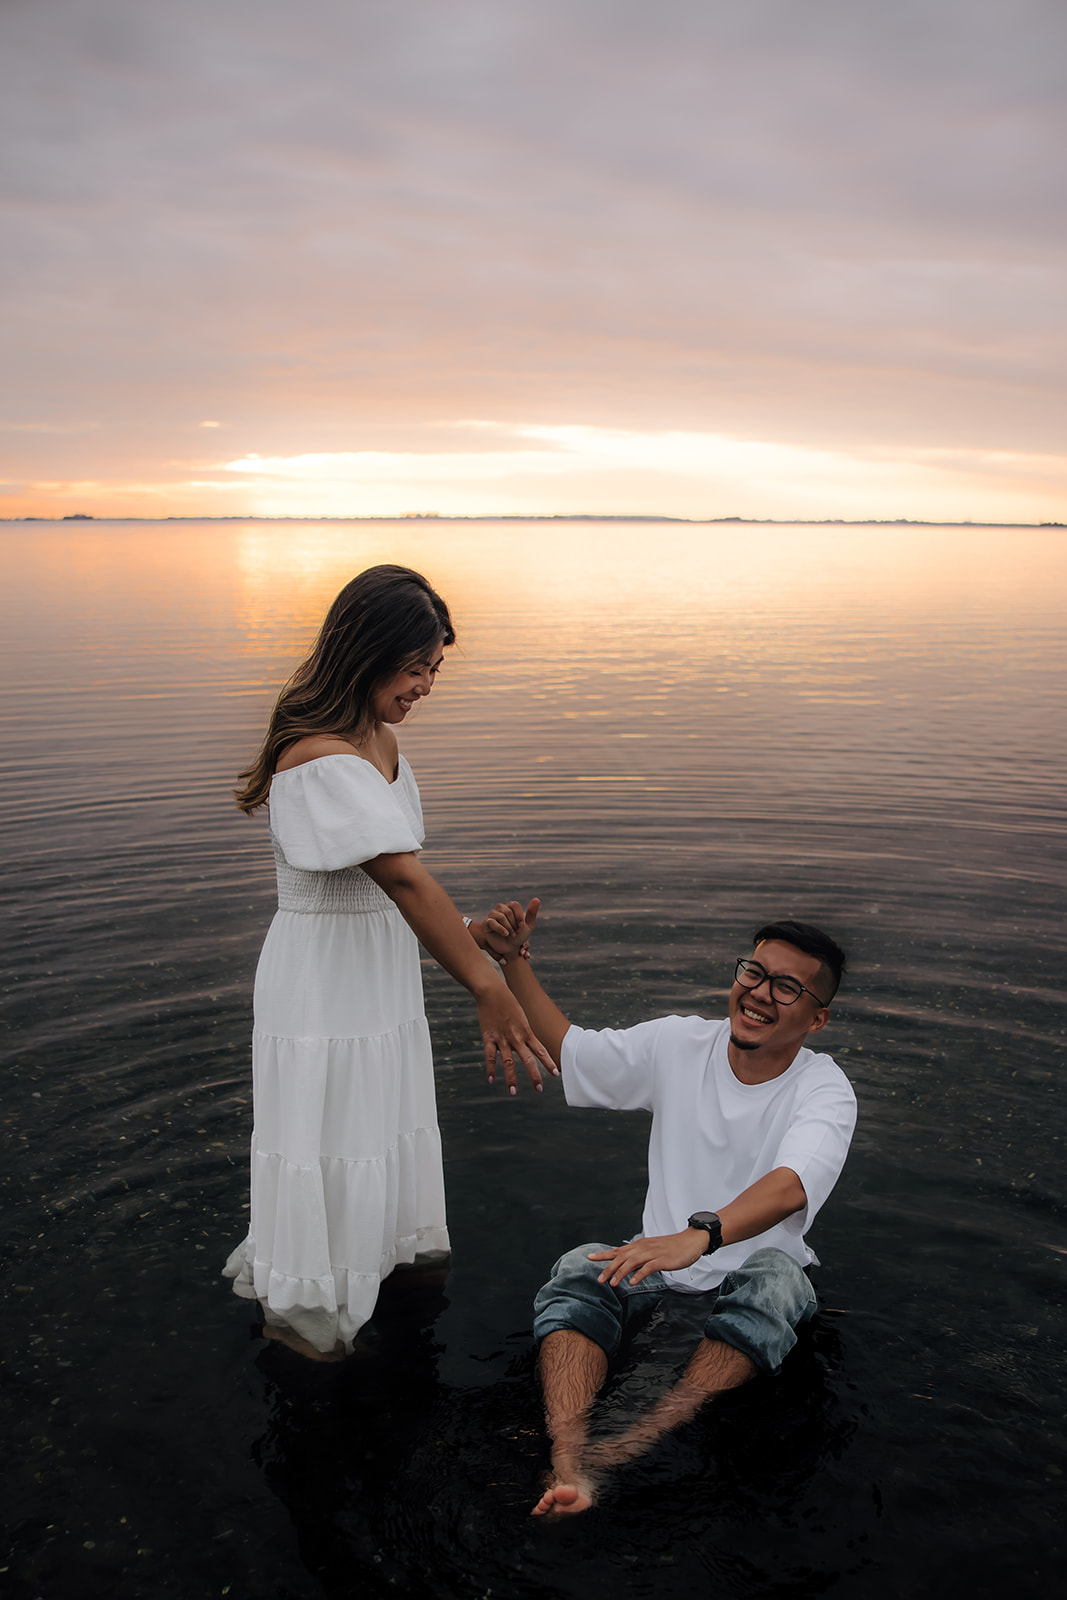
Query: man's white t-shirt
561 1015 857 1293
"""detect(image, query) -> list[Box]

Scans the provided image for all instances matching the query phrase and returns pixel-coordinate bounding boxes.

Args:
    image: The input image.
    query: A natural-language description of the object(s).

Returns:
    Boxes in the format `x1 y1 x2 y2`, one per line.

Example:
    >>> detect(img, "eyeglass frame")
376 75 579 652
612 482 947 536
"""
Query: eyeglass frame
733 956 830 1010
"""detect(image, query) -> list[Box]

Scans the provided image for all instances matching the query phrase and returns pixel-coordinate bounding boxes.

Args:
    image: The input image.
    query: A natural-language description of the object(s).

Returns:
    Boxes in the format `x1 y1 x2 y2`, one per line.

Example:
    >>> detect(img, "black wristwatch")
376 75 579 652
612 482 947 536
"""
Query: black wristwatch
687 1211 723 1254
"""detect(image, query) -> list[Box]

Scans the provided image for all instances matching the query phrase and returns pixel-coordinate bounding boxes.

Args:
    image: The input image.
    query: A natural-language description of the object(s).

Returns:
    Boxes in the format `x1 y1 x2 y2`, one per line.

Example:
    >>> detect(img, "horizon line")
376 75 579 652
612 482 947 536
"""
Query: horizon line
4 513 1065 529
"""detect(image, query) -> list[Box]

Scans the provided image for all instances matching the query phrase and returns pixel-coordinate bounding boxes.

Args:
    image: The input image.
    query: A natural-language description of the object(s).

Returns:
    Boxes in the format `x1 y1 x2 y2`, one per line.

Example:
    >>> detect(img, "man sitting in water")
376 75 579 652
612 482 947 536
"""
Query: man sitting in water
485 907 857 1517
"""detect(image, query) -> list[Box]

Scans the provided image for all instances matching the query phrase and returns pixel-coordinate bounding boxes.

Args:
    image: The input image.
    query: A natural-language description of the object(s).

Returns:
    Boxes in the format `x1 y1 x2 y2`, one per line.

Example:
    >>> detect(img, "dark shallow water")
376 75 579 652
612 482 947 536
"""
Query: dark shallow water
1 519 1065 1598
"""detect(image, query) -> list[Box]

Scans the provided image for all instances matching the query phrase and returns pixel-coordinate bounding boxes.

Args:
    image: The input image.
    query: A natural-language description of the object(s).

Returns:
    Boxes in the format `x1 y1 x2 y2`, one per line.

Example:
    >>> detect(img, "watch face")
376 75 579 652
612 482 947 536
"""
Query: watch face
688 1213 722 1252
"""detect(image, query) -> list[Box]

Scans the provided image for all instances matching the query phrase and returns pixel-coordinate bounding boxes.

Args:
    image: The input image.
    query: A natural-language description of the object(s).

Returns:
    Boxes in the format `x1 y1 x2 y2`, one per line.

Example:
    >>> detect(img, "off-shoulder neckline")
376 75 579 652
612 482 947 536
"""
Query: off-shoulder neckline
271 751 406 787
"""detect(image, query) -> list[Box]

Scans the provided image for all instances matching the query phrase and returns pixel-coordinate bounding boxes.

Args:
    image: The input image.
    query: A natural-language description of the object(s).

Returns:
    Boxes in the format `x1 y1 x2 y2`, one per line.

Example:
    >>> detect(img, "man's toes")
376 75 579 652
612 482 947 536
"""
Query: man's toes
530 1483 593 1517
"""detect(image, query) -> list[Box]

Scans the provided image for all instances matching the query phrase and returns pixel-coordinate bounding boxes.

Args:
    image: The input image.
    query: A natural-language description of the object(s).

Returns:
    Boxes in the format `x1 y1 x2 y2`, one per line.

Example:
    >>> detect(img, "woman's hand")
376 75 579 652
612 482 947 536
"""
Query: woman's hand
485 898 540 965
476 980 558 1094
587 1230 707 1287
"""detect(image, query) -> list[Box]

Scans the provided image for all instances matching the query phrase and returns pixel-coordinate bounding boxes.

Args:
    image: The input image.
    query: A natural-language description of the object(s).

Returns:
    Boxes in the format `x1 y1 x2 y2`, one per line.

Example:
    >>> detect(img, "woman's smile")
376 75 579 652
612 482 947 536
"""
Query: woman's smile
373 642 445 724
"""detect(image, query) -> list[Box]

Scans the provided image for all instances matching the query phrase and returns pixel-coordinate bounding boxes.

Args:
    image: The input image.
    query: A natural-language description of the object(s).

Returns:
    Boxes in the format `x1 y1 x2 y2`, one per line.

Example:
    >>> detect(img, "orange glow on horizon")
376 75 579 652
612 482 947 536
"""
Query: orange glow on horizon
3 421 1065 526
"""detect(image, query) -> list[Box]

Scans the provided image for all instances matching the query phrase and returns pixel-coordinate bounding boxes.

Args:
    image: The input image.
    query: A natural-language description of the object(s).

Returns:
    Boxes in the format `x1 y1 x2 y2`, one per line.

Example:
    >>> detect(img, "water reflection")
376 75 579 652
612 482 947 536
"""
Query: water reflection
1 519 1065 1598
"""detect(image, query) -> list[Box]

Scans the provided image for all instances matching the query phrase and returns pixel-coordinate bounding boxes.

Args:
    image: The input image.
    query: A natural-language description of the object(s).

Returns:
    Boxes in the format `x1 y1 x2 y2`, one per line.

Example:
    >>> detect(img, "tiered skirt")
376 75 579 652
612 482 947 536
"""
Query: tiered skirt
223 902 449 1352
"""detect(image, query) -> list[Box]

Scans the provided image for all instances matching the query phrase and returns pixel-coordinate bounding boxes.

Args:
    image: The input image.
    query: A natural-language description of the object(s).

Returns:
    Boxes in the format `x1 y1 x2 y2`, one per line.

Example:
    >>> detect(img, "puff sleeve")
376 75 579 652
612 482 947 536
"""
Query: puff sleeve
268 755 424 872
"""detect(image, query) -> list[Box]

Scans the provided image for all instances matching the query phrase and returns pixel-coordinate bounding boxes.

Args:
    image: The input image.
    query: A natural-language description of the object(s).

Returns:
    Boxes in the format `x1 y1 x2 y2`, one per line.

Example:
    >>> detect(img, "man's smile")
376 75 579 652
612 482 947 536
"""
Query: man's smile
726 938 833 1074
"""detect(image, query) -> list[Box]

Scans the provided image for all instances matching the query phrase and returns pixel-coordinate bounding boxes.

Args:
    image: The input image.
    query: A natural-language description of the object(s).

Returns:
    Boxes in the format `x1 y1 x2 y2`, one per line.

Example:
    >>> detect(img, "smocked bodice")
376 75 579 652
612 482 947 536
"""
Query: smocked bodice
271 835 395 914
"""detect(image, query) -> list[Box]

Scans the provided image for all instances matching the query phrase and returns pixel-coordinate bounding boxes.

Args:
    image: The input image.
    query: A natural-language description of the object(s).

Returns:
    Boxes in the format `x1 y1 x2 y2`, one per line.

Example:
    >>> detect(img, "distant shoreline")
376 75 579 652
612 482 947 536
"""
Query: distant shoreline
4 514 1064 528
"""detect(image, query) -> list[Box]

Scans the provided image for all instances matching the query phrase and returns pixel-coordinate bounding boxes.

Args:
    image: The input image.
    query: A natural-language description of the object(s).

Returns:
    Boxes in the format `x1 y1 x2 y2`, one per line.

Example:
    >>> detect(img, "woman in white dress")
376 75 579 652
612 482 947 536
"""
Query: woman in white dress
223 565 553 1360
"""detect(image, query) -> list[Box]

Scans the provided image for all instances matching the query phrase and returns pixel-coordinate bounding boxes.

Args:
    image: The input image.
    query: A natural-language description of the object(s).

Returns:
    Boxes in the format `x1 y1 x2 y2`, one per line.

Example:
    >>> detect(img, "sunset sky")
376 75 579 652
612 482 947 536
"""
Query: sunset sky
2 0 1065 523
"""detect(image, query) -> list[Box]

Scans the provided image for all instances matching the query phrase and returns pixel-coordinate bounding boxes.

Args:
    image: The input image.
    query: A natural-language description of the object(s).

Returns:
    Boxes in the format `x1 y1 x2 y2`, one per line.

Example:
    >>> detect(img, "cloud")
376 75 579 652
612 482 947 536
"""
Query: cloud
1 0 1065 517
201 422 1067 523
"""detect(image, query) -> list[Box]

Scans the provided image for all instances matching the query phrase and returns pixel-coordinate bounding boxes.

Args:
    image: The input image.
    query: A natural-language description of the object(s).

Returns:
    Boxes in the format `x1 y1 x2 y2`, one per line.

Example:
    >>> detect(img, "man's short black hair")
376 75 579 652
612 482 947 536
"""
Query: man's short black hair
751 919 847 1001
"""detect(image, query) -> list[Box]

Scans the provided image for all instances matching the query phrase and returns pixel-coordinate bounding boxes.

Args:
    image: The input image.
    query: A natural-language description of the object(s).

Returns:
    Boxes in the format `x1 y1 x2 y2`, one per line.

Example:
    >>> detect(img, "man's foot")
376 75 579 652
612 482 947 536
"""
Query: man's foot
530 1480 595 1517
262 1324 345 1362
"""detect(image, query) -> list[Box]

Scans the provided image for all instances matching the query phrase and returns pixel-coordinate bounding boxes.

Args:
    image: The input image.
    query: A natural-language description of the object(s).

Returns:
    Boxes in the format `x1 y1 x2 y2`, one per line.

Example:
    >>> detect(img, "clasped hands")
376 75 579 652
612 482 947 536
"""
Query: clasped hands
484 897 540 966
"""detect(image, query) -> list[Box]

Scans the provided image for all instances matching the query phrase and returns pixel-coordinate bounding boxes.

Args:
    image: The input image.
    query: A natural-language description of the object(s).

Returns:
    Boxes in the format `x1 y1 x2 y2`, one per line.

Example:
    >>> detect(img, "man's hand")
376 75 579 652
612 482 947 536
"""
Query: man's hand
588 1229 708 1287
591 1171 809 1285
485 898 540 965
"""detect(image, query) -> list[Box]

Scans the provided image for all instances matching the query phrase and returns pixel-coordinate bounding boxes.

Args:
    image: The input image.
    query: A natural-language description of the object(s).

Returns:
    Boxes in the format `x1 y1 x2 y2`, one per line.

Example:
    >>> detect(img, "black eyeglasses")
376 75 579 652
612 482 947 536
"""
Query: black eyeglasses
734 958 829 1008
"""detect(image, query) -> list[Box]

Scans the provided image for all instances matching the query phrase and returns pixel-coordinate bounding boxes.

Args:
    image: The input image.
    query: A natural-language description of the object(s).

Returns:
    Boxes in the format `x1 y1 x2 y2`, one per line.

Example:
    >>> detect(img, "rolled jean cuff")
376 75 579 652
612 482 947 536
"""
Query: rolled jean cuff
701 1247 817 1376
532 1242 665 1359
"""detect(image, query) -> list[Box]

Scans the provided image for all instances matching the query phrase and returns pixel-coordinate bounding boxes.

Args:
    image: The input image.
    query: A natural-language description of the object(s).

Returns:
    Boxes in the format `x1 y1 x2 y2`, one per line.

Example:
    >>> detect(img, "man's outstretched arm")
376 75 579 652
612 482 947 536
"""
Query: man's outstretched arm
487 899 572 1071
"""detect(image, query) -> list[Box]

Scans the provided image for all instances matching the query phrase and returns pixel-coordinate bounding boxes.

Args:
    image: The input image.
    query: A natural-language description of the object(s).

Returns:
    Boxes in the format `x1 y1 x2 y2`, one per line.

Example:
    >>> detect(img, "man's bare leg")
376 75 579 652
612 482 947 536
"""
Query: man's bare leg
530 1329 609 1516
584 1337 755 1471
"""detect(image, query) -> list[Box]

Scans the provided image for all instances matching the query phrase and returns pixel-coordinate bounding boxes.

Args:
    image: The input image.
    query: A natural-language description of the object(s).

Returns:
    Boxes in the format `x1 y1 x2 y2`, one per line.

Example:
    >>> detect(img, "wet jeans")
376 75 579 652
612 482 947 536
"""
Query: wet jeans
532 1243 817 1375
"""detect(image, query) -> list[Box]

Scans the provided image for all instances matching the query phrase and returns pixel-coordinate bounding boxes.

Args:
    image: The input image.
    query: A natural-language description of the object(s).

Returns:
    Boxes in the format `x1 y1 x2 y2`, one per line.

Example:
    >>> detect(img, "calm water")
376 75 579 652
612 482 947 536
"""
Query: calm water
1 519 1065 1599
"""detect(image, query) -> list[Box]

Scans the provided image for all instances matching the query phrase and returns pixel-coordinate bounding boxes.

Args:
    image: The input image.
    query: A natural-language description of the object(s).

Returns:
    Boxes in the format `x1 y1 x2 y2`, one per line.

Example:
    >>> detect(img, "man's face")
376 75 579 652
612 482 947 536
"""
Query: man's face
728 938 831 1059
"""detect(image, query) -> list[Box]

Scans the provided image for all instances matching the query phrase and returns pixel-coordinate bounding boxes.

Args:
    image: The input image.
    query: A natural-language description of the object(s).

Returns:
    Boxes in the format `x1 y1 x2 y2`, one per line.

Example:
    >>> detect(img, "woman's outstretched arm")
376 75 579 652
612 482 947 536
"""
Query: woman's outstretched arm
361 853 557 1094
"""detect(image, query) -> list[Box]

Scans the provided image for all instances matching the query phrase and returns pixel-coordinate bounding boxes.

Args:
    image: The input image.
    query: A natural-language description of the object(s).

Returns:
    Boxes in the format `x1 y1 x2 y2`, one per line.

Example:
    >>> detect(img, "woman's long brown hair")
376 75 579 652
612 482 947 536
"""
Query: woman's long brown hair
234 564 455 813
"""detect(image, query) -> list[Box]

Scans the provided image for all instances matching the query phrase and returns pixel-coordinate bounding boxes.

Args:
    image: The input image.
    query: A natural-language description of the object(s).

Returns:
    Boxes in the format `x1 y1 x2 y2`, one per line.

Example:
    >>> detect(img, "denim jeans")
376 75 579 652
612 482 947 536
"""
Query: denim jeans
532 1243 817 1375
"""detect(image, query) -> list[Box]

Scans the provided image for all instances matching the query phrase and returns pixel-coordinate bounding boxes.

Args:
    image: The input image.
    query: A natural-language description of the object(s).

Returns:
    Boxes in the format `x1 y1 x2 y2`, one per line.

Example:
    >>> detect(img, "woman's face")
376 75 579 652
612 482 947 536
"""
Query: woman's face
371 639 446 725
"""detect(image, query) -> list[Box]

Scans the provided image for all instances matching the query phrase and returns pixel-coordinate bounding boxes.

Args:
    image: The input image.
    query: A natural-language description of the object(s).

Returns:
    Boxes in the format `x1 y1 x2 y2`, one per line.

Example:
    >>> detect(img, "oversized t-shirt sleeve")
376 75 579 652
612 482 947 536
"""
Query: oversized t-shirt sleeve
268 755 423 872
561 1017 677 1112
774 1064 857 1235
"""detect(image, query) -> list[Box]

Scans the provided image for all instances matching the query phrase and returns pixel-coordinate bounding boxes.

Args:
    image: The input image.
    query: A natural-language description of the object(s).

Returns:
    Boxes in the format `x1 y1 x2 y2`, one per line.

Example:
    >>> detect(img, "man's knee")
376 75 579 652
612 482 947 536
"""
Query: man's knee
735 1247 817 1322
532 1242 624 1359
702 1248 817 1375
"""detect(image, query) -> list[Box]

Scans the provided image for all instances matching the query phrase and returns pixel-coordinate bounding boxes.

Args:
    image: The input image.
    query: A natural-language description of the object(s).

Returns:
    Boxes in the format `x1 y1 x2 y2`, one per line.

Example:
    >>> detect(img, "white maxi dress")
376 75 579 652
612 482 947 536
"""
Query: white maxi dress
223 752 450 1352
